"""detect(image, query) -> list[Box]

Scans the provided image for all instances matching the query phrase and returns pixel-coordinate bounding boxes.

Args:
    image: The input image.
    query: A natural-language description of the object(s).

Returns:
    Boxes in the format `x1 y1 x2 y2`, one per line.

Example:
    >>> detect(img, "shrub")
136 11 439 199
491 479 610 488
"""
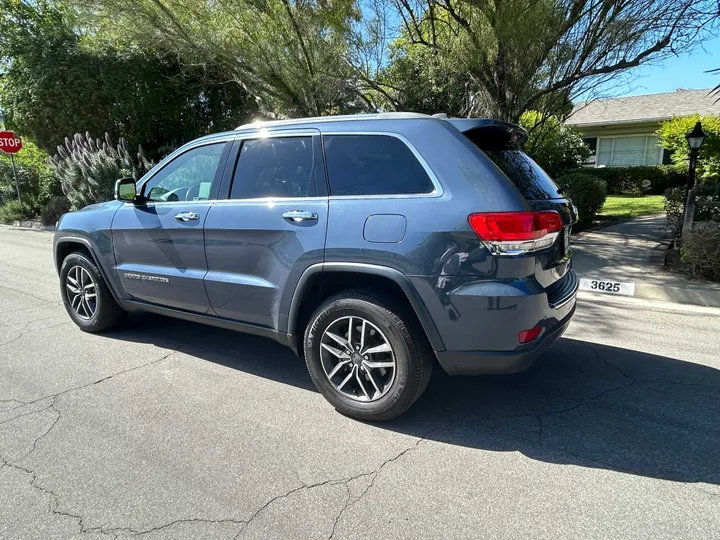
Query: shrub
520 111 590 178
40 195 71 226
658 115 720 185
558 172 607 225
0 139 57 206
0 197 41 223
680 222 720 282
563 165 686 195
50 132 152 210
664 184 720 236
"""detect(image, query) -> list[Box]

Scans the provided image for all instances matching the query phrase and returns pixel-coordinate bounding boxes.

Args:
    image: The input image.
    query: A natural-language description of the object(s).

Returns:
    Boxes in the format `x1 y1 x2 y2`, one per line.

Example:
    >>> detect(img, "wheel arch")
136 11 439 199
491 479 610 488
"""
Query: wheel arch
54 235 124 302
286 263 445 352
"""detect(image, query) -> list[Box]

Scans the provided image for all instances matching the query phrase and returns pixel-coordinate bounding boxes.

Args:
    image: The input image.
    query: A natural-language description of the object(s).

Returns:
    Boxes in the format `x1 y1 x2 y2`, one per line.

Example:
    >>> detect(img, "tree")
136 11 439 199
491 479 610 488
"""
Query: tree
0 0 257 154
83 0 363 117
519 111 589 178
657 115 720 186
378 0 718 121
0 139 57 206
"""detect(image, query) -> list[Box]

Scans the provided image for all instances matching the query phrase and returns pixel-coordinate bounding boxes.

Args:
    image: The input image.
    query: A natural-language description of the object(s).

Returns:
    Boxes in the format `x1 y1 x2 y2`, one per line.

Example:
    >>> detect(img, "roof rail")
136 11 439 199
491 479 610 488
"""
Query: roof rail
234 112 431 130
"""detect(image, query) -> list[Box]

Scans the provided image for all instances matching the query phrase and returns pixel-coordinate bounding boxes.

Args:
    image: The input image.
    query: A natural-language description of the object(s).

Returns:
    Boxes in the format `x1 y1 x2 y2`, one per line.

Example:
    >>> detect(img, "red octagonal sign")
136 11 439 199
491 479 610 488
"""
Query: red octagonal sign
0 131 23 154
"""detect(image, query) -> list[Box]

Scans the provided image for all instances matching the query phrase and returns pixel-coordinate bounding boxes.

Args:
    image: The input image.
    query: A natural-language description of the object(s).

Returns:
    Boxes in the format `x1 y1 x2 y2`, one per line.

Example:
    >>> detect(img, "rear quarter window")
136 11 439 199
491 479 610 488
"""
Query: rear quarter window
482 149 563 201
323 135 434 196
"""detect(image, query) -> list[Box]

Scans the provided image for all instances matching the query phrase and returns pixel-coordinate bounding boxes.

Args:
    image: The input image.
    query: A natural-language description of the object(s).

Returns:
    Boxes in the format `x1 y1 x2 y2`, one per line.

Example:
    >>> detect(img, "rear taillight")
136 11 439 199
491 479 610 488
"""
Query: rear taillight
468 211 563 255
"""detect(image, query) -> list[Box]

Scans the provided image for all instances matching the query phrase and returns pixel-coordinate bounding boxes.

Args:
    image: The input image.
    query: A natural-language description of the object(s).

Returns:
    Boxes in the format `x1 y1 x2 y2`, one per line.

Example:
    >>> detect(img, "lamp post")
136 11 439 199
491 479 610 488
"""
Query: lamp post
681 122 709 236
685 121 708 191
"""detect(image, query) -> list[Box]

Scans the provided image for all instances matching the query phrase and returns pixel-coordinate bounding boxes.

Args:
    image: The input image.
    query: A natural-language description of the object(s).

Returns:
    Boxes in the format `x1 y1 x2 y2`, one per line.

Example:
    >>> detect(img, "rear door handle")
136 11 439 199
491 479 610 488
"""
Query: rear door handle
174 211 200 222
282 210 318 222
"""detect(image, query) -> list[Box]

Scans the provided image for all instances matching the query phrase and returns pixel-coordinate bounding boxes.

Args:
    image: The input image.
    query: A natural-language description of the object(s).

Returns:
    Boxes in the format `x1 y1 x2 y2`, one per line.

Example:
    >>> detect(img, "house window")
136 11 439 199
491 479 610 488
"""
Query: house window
596 135 662 167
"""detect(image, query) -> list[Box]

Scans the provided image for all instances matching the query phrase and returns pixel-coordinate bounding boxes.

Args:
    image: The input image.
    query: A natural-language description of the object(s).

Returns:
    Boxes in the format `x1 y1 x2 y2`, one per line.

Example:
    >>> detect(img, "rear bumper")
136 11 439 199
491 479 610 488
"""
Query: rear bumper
435 305 574 375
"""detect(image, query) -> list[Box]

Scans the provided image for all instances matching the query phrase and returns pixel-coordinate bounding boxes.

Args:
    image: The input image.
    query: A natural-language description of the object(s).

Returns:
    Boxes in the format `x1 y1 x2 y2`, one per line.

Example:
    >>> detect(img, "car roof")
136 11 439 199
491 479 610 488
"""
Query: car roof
190 113 526 144
234 112 431 131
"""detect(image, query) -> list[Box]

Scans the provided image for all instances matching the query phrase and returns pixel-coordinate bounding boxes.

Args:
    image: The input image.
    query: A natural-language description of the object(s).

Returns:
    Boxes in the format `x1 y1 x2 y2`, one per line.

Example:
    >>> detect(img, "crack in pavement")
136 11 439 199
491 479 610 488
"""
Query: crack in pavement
0 282 58 304
2 332 716 538
1 347 182 418
0 346 184 536
0 318 67 347
233 431 435 540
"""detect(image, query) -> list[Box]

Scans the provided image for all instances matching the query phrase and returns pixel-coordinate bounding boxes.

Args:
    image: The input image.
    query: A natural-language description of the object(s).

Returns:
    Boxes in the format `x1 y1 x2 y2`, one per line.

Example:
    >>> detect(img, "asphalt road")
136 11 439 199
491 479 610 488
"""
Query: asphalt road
1 226 719 540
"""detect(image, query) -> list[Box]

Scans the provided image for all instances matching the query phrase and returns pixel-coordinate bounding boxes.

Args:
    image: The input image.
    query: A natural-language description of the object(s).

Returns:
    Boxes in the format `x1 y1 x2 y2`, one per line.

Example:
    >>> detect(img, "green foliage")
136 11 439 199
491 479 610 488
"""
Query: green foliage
378 1 715 121
563 165 686 195
0 139 57 206
0 198 41 223
87 0 360 118
657 115 720 185
680 222 720 282
557 172 607 226
519 112 590 178
664 184 720 236
0 0 256 154
40 195 72 226
50 133 153 210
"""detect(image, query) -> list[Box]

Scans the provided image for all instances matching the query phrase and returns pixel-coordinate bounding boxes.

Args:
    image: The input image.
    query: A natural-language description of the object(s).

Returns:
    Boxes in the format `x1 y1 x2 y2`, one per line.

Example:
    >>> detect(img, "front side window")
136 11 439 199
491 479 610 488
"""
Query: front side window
230 137 316 199
323 135 434 196
143 143 226 202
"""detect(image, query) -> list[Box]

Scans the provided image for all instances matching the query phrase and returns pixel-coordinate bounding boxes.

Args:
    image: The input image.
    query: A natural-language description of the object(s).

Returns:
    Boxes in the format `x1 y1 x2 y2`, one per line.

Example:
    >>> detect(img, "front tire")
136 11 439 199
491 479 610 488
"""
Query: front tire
60 252 126 333
304 290 433 421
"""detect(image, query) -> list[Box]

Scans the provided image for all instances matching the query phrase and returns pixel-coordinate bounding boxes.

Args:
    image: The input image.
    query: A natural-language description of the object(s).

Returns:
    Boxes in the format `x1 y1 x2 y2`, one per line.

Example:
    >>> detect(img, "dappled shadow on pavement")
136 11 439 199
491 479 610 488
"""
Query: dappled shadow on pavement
107 313 720 486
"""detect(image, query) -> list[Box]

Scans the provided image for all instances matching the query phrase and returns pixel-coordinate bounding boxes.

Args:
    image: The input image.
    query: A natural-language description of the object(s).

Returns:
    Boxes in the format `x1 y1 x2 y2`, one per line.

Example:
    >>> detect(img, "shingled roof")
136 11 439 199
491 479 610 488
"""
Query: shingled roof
566 89 719 127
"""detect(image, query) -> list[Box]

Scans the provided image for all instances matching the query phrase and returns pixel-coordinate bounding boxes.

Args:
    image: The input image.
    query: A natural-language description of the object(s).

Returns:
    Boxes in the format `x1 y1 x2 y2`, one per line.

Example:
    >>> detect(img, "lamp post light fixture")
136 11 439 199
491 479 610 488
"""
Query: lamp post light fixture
685 121 708 191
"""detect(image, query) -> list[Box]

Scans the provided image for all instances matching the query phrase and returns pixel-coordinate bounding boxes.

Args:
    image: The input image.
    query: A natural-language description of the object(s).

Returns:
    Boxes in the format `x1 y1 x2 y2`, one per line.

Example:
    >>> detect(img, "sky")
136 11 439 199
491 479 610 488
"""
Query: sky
622 35 720 96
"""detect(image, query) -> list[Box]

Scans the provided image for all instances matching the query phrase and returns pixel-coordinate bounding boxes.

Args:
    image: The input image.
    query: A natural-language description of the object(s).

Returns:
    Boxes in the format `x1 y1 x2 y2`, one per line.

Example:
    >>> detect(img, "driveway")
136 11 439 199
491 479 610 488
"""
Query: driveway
1 226 719 539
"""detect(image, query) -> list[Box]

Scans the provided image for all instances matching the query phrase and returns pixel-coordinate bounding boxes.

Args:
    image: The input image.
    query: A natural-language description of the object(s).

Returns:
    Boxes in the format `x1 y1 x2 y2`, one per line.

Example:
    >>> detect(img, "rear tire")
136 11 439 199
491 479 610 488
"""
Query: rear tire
60 252 126 333
304 290 433 421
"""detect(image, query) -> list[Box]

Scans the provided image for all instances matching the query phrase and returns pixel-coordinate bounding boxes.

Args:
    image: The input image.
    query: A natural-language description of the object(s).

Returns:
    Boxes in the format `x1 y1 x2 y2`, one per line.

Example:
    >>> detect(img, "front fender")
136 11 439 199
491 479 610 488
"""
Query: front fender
53 201 124 300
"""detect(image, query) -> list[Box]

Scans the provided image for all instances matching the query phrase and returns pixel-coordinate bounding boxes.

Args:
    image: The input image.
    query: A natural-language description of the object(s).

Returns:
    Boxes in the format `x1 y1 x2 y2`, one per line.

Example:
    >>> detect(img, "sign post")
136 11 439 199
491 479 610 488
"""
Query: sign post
0 131 24 206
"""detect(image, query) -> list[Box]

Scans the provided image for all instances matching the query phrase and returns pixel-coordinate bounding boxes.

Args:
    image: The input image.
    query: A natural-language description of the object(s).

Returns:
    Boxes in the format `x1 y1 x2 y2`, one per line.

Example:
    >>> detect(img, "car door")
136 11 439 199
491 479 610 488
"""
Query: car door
112 139 232 313
203 130 328 330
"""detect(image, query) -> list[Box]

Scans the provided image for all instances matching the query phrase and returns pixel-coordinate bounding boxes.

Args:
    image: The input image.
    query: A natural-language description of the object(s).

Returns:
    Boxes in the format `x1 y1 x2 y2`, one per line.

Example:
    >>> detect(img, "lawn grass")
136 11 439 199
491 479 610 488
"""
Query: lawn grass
598 195 665 220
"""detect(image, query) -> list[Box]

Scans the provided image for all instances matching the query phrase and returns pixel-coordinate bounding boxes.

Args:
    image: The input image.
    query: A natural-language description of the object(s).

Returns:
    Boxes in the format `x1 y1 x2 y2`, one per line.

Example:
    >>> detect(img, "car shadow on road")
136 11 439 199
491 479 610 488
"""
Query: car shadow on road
108 313 720 486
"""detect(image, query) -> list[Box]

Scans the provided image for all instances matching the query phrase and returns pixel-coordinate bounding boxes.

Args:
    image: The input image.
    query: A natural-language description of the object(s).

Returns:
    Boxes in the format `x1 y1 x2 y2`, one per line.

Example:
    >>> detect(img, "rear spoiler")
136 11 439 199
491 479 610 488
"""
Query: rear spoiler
442 118 529 147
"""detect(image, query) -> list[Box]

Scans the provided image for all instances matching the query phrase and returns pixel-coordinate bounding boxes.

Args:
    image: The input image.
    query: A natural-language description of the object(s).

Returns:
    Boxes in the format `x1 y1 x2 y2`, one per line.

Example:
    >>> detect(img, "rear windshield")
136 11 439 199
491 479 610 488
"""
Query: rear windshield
482 149 563 201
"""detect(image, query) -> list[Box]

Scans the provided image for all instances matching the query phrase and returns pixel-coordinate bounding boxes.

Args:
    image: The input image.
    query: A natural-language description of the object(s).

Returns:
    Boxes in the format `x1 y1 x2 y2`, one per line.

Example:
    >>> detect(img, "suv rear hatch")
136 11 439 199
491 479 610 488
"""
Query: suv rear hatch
448 119 577 292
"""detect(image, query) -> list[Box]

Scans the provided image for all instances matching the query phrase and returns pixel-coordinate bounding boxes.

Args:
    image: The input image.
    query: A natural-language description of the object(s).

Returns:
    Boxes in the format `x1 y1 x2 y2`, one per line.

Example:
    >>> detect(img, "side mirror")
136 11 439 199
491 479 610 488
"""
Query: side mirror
114 178 137 202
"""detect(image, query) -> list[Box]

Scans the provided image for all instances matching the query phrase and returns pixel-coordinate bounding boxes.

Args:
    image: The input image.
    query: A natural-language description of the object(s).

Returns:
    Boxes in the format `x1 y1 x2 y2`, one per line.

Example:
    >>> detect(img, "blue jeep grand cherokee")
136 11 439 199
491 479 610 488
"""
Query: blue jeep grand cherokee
54 113 578 420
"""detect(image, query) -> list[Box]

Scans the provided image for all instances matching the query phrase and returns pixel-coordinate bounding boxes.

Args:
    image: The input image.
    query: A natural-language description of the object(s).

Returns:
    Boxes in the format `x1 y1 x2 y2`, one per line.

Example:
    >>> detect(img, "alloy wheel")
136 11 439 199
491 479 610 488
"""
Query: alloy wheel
66 265 97 320
320 316 396 402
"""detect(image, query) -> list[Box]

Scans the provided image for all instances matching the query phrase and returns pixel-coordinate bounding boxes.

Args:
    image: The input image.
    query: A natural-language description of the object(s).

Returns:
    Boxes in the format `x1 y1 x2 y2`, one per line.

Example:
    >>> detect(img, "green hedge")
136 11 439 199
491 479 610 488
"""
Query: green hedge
557 172 608 226
562 165 686 195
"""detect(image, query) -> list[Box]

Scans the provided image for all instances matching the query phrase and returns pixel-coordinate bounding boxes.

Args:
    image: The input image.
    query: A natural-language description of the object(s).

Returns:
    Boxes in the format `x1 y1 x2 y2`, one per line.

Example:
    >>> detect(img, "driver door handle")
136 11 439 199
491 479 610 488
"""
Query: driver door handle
174 211 200 222
282 210 318 222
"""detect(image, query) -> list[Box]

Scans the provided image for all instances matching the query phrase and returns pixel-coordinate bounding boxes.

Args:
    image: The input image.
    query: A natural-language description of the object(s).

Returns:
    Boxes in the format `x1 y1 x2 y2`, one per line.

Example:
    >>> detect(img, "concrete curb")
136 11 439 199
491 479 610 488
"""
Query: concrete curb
579 283 720 308
6 220 55 231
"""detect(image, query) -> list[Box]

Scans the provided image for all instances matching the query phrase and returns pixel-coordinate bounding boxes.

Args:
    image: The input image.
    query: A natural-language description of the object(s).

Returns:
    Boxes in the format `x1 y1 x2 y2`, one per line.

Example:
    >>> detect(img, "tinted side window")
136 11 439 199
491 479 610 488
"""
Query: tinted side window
482 150 562 200
230 137 316 199
323 135 434 196
144 143 226 202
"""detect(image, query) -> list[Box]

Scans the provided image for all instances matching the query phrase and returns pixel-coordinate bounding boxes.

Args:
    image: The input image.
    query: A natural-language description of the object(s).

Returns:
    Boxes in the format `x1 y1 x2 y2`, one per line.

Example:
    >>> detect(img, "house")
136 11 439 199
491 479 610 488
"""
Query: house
565 89 719 167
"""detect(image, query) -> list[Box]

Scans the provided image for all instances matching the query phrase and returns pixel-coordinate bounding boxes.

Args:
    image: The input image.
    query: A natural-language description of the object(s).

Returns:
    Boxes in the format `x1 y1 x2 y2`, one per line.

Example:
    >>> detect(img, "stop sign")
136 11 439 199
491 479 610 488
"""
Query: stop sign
0 131 23 154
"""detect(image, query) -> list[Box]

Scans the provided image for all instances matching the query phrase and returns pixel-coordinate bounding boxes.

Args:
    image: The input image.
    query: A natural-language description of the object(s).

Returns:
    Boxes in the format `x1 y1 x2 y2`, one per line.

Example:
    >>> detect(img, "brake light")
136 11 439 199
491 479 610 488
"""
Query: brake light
468 211 563 255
